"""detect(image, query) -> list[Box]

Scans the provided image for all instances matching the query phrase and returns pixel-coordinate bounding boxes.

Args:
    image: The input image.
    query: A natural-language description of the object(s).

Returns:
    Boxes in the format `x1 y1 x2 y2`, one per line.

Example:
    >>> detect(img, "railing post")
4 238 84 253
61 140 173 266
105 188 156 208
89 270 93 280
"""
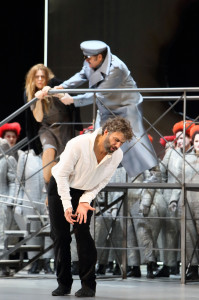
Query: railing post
181 90 187 284
122 182 128 279
93 93 97 128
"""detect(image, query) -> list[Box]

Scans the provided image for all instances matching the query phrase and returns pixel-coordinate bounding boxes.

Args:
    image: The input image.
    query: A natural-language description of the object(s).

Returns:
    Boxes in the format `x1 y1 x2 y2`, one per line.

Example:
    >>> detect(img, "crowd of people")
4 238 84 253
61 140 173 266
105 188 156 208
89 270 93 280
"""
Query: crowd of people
0 40 198 297
95 120 199 282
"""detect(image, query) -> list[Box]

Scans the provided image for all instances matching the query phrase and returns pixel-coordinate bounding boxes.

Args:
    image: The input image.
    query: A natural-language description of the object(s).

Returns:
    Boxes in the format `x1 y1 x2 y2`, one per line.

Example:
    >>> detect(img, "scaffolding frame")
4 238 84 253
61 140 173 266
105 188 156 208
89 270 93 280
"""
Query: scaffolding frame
0 87 199 283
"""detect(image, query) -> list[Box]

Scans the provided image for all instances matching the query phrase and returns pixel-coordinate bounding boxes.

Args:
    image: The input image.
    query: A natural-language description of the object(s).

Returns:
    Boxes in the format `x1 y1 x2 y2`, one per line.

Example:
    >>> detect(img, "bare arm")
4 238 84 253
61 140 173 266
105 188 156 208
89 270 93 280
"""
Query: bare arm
33 91 45 122
32 99 44 122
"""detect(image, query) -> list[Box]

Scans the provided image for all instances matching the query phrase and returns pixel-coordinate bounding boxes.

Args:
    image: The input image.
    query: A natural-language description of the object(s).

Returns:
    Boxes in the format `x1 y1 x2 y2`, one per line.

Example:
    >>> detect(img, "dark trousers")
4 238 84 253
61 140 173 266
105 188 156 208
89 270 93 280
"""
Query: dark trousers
48 176 97 291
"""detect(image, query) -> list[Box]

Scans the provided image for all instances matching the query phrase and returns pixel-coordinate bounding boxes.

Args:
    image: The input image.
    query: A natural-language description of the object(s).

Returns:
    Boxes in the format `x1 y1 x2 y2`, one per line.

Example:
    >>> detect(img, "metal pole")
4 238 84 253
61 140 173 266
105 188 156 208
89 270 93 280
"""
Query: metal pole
48 87 199 94
93 93 97 128
181 91 187 284
44 0 48 66
0 97 37 127
122 179 128 279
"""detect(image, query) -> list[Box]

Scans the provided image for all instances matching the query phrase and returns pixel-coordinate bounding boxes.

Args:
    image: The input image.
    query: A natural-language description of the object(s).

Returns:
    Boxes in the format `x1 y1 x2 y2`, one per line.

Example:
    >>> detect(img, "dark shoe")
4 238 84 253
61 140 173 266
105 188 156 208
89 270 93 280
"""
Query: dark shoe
71 261 79 275
1 266 11 277
52 285 71 296
112 264 121 275
186 265 199 280
96 264 106 275
152 262 159 272
146 262 155 279
43 258 54 274
106 261 114 273
127 266 141 278
154 265 170 278
75 287 95 297
28 261 41 274
127 266 132 273
170 261 180 275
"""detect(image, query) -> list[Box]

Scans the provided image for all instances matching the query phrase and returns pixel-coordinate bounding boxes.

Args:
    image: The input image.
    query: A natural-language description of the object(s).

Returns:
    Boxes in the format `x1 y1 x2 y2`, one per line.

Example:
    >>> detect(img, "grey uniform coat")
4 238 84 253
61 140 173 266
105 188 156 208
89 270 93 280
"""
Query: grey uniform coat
61 48 157 178
14 149 53 259
128 167 166 266
159 147 187 266
0 138 17 250
170 151 199 265
0 140 16 204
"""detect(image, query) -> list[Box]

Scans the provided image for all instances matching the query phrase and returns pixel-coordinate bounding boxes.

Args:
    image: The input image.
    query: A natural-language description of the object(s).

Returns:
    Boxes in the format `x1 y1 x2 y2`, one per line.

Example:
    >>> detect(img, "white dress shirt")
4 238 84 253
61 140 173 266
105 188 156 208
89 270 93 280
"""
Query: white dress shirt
52 128 123 211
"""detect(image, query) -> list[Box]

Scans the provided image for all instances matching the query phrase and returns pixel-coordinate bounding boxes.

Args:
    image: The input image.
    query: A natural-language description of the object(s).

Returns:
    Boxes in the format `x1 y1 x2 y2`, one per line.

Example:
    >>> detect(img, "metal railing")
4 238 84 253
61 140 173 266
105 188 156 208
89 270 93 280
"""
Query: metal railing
0 86 199 282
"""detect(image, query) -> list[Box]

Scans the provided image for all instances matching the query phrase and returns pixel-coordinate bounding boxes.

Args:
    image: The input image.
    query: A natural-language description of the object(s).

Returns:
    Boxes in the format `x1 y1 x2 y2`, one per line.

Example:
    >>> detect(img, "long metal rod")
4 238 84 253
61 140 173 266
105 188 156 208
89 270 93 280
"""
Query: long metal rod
0 97 37 127
48 87 199 93
5 137 28 155
144 96 199 100
103 182 199 190
96 246 182 251
122 190 127 279
181 91 187 284
44 0 48 66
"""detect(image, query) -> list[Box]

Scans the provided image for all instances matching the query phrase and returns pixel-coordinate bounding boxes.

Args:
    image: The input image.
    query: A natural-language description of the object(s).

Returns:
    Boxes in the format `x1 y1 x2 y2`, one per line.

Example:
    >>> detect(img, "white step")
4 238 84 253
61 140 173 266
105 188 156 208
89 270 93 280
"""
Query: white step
4 230 28 237
26 215 49 221
8 245 42 251
0 259 20 265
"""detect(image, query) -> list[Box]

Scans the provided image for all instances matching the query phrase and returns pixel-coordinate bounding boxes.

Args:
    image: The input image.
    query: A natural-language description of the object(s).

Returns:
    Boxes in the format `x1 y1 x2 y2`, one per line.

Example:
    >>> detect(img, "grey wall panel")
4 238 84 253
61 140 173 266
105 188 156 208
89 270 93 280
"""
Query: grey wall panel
47 0 199 154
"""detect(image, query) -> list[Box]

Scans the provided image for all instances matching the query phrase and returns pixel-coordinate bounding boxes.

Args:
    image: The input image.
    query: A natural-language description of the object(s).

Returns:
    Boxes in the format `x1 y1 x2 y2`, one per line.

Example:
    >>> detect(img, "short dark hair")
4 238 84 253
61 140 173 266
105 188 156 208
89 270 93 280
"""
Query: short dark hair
100 48 107 60
192 131 199 143
102 116 133 141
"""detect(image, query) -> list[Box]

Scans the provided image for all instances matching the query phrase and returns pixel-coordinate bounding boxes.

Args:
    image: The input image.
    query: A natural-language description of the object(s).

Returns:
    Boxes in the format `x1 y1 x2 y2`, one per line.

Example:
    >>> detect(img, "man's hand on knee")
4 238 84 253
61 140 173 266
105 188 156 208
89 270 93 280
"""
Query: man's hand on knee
76 203 95 224
65 207 76 224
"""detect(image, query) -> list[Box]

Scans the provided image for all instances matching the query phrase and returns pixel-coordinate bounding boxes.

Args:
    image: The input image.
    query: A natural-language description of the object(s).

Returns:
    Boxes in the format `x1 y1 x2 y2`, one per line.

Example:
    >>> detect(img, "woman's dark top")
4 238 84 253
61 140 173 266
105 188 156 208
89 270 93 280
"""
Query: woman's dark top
24 77 82 155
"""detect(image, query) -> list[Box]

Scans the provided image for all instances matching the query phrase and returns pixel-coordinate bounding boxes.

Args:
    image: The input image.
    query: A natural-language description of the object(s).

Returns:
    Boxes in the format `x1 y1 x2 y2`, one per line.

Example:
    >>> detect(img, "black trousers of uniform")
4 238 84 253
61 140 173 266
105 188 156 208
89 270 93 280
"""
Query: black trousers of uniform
48 176 97 291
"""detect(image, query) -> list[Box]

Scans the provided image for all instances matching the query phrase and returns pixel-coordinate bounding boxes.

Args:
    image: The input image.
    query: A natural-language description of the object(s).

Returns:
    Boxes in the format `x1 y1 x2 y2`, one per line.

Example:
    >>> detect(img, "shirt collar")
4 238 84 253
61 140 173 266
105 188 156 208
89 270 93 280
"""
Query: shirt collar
97 45 111 75
88 128 102 149
89 128 112 158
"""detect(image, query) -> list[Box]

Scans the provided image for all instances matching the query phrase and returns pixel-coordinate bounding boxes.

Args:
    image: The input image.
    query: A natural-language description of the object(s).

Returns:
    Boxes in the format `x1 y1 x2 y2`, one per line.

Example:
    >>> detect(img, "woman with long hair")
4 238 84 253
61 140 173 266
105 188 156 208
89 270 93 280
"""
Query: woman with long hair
24 63 81 188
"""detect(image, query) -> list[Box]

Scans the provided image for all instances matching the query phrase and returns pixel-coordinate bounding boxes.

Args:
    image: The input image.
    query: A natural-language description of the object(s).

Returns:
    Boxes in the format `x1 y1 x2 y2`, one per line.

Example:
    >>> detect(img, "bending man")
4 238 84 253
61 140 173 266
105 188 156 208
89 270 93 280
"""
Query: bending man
48 116 133 297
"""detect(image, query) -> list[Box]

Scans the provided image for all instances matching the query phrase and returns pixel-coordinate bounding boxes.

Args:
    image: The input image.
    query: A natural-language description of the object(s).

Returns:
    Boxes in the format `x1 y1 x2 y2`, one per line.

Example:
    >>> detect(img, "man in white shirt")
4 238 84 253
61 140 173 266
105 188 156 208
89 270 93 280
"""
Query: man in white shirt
48 116 133 297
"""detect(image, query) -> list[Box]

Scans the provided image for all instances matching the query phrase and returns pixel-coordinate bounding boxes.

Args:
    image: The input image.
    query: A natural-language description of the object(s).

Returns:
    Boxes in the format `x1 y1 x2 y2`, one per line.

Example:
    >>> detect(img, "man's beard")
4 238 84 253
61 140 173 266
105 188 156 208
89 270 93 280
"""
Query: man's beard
104 137 117 154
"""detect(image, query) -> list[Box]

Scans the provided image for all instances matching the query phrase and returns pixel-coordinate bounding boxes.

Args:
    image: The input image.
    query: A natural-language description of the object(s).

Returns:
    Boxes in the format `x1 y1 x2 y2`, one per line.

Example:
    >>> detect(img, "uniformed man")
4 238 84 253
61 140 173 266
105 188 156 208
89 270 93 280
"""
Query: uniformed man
42 40 158 179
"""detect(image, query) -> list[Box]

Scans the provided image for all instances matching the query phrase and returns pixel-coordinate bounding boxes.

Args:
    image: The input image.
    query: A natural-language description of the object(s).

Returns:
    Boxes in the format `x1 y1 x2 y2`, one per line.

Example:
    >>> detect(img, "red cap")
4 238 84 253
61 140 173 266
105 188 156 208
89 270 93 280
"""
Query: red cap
190 125 199 140
172 120 195 136
159 135 176 148
79 125 94 135
0 122 21 138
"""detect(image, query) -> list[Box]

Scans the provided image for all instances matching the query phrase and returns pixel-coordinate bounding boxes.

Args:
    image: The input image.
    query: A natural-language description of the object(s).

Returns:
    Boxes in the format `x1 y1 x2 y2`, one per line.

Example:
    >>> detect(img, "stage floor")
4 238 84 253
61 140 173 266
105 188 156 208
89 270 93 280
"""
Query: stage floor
0 272 198 300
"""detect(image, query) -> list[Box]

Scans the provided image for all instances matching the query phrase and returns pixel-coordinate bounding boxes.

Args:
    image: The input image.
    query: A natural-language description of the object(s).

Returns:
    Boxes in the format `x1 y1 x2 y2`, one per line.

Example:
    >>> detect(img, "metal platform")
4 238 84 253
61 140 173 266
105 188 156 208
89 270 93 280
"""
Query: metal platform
0 271 198 300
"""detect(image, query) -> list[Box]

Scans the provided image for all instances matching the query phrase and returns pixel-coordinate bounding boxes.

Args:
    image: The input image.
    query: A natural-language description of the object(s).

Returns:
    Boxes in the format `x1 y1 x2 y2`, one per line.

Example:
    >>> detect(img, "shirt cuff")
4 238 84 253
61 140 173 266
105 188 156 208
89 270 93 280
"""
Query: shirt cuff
60 83 68 88
79 192 95 204
61 199 73 212
73 95 85 107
